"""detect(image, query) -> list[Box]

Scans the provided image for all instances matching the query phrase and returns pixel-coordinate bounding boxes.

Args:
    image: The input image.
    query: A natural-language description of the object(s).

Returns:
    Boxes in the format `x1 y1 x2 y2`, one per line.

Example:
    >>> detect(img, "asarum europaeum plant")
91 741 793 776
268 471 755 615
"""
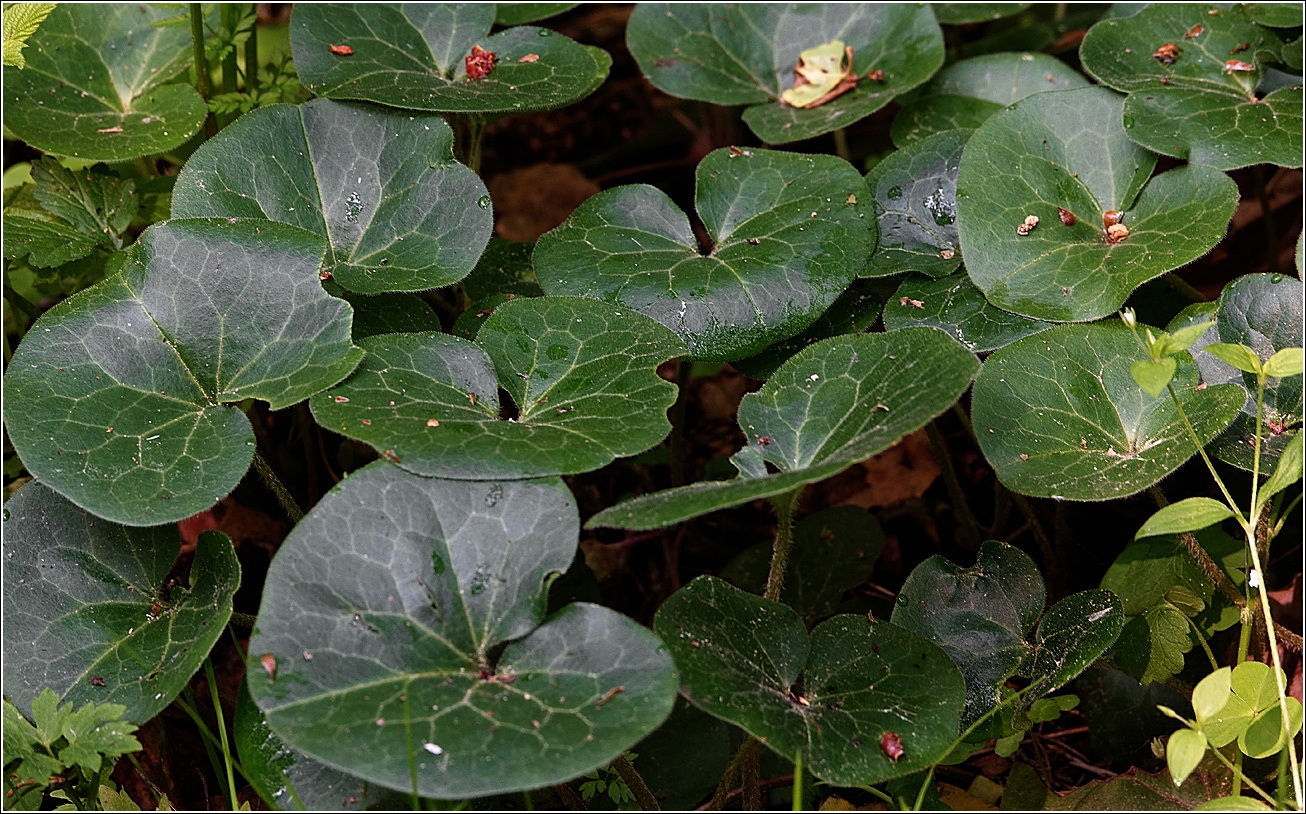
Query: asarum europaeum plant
3 2 1302 810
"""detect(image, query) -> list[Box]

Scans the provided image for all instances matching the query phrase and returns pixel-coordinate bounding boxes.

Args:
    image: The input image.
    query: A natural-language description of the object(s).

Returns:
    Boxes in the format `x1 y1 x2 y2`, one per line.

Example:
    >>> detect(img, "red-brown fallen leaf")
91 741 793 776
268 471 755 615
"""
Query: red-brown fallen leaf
329 44 353 56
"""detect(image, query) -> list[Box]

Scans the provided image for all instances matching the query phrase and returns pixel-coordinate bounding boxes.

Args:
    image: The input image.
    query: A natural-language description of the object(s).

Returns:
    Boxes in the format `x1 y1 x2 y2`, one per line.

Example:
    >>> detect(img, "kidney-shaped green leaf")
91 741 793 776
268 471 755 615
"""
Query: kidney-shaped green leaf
590 328 979 529
1081 3 1302 170
2 4 206 161
884 271 1053 353
171 99 492 294
290 3 610 114
931 4 1032 24
866 129 966 278
957 86 1238 322
312 296 685 479
1 483 238 725
248 462 677 798
971 320 1244 500
535 147 873 361
4 220 364 526
627 3 943 144
655 576 965 786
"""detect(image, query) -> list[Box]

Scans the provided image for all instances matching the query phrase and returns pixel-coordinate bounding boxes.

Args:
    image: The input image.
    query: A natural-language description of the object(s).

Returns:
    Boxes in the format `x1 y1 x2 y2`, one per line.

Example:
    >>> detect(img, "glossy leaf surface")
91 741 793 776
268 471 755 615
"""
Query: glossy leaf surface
866 129 966 278
883 271 1053 353
172 100 492 294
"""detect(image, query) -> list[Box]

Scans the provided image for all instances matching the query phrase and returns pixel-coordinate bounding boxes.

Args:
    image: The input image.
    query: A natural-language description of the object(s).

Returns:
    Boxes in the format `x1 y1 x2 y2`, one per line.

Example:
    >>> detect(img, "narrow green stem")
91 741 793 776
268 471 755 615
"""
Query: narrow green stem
203 659 239 810
611 754 659 811
1250 373 1268 523
1185 614 1220 671
668 360 692 488
1165 383 1243 519
454 114 487 175
1205 742 1277 806
791 752 803 812
4 279 42 322
764 488 802 602
858 785 894 806
832 127 851 163
925 420 981 549
252 451 304 523
243 3 258 97
912 766 937 811
188 4 218 139
522 789 534 811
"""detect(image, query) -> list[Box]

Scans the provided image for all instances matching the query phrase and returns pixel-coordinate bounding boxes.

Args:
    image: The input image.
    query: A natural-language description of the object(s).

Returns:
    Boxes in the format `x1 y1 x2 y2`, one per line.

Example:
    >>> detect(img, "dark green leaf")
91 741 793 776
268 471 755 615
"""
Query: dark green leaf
957 86 1238 321
3 4 206 160
460 238 542 301
890 95 1002 147
2 483 238 725
1076 666 1193 768
534 147 874 361
172 99 492 294
1022 590 1126 704
654 576 965 786
588 327 979 529
627 3 943 144
1 208 99 267
1238 2 1304 28
334 290 443 340
494 3 580 26
1081 3 1301 170
291 4 610 114
629 698 736 811
5 220 364 525
312 297 684 479
30 157 137 247
883 271 1053 353
1102 536 1218 617
866 129 965 278
248 463 677 798
931 3 1031 24
971 320 1244 500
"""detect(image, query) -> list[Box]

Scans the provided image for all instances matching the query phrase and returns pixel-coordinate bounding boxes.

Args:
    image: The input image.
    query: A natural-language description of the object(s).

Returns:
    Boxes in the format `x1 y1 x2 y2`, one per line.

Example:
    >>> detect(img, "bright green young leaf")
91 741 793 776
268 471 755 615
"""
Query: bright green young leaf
1166 727 1208 787
534 147 873 361
1241 697 1304 759
494 3 580 26
891 51 1090 146
2 158 142 266
883 272 1053 353
891 541 1045 727
1081 4 1302 170
588 328 980 530
248 463 677 798
1135 497 1238 539
2 483 238 725
971 320 1244 500
957 86 1238 322
5 220 364 525
2 2 56 68
1167 321 1217 354
654 576 966 786
719 506 884 624
626 4 943 144
1205 342 1264 374
1264 347 1305 378
312 297 684 480
1195 796 1273 811
1191 274 1304 471
3 4 206 161
1257 431 1303 515
1102 537 1218 619
1131 357 1179 398
290 4 610 114
931 4 1032 24
171 99 492 294
865 129 965 278
1195 663 1264 747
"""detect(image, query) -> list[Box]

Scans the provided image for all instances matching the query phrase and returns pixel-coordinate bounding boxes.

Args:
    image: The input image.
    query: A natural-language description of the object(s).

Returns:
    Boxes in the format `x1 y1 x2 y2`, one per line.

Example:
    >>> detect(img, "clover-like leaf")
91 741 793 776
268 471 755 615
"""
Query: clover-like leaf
171 99 491 294
535 147 873 361
891 52 1090 146
866 129 966 278
4 219 365 526
312 297 685 480
588 327 980 530
883 271 1053 353
2 4 206 160
626 3 943 144
971 320 1244 500
247 462 677 799
655 576 965 786
290 4 610 114
957 86 1239 322
1 483 238 725
931 3 1032 24
1081 3 1302 170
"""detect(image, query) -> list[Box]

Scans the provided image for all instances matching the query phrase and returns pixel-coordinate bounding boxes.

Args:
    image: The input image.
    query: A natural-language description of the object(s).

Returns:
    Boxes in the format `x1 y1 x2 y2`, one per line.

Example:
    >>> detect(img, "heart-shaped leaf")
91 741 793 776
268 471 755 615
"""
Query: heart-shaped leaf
247 462 677 798
956 86 1239 322
171 99 492 294
866 129 966 278
495 3 580 26
883 271 1053 353
312 297 685 479
720 506 884 624
2 4 206 161
1021 590 1126 706
970 320 1244 500
5 220 364 525
931 4 1032 24
588 327 979 530
626 4 943 144
1081 3 1302 170
1187 274 1304 471
1 483 238 725
534 147 874 361
654 576 965 786
890 541 1045 727
290 4 610 114
891 52 1090 146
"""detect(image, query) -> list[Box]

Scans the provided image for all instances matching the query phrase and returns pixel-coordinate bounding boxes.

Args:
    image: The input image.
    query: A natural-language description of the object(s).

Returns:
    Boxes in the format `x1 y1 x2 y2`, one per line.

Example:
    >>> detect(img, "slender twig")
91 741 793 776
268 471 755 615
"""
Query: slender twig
669 360 693 487
700 774 797 811
554 783 587 811
708 741 750 810
229 611 257 629
189 4 218 138
251 451 304 523
925 420 982 549
611 754 659 811
3 280 42 322
832 127 851 163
